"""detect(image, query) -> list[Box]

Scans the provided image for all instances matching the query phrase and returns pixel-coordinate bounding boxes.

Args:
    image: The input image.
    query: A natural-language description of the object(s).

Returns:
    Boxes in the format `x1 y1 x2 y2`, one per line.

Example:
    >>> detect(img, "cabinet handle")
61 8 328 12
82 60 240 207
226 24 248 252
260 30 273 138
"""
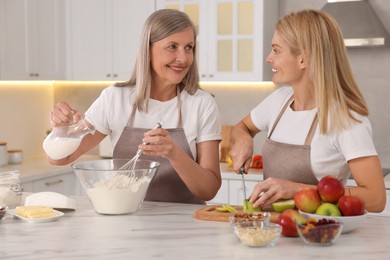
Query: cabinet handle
209 74 214 78
201 74 206 78
113 74 117 77
35 73 39 77
107 73 111 77
45 179 63 186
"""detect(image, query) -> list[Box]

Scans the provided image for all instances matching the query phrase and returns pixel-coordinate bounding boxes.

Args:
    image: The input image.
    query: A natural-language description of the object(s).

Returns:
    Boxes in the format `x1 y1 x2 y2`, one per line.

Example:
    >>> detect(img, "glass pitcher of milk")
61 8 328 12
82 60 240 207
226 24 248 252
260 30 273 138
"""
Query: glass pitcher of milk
43 115 95 160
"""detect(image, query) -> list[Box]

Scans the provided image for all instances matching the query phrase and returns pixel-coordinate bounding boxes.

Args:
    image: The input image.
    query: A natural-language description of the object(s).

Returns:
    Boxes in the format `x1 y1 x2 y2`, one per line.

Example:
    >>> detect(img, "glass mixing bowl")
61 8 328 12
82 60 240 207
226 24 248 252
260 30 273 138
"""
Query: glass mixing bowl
72 159 160 215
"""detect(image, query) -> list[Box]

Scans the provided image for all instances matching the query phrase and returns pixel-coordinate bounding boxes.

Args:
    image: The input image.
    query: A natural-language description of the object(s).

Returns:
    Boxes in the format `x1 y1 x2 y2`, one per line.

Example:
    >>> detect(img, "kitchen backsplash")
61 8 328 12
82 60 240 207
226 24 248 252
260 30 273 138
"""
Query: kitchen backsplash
0 79 389 169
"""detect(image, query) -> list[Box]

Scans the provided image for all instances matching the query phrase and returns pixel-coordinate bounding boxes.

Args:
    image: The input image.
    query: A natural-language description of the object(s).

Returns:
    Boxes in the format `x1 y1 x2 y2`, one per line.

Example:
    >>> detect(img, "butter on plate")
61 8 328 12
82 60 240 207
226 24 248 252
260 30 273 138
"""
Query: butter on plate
15 205 55 219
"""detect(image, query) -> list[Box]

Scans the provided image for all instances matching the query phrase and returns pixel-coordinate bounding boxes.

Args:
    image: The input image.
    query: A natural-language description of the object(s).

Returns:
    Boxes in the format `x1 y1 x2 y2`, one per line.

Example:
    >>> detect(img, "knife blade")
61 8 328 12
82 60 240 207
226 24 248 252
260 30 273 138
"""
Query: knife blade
239 166 247 200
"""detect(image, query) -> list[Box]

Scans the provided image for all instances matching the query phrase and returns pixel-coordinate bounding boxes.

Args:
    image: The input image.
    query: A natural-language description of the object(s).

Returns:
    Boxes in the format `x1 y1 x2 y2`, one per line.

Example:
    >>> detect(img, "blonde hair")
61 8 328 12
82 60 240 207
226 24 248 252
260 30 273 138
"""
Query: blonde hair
276 9 368 134
115 9 199 112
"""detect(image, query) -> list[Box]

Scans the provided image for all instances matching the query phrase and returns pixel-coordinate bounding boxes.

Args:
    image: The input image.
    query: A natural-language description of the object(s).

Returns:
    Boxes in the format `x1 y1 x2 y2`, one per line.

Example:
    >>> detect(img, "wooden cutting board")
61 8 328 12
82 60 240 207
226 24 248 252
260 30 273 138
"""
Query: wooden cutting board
194 205 280 223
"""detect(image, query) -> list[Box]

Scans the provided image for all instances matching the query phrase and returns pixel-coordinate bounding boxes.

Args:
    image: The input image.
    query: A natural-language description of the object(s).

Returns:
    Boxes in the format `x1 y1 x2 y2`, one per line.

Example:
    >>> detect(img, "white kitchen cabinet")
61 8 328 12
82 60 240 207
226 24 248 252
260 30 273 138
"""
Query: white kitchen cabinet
156 0 277 81
207 177 259 205
228 179 258 205
21 172 83 196
207 179 229 204
66 0 155 80
0 0 65 80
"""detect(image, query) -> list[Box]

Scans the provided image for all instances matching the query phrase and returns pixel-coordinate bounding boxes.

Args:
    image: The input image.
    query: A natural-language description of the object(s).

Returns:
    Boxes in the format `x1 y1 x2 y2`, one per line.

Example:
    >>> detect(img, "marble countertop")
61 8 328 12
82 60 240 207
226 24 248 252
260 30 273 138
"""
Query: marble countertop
1 196 390 259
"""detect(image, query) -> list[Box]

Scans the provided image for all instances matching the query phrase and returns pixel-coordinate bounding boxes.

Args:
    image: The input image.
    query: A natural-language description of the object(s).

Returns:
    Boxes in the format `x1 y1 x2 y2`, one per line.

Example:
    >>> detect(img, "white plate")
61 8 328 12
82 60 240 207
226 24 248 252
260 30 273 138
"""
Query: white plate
7 209 64 223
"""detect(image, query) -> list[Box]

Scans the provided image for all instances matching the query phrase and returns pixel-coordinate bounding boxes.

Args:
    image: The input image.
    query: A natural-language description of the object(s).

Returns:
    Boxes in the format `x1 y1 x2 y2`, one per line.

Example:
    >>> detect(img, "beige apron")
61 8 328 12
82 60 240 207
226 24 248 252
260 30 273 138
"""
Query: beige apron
113 88 205 204
262 96 319 185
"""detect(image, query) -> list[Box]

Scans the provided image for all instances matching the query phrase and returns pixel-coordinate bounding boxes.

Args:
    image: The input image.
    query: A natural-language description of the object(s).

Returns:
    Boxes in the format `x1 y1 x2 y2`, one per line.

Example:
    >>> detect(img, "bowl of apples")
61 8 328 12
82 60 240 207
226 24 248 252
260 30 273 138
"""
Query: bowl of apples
294 175 367 234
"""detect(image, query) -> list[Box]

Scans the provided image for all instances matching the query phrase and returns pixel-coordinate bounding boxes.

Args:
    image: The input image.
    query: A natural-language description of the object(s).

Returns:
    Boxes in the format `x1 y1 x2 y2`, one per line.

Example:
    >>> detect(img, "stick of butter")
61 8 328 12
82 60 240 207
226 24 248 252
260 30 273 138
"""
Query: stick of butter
15 205 55 219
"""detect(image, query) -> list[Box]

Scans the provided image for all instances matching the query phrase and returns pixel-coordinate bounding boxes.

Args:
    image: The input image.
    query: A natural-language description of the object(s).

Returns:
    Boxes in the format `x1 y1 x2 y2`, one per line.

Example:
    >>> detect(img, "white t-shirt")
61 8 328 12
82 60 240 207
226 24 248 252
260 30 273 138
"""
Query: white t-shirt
86 85 222 159
250 86 378 183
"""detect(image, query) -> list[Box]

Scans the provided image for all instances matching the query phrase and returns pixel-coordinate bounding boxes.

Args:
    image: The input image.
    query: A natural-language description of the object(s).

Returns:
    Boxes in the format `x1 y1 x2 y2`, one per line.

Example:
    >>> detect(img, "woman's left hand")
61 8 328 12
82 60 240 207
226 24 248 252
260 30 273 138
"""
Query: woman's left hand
249 177 306 208
139 128 178 160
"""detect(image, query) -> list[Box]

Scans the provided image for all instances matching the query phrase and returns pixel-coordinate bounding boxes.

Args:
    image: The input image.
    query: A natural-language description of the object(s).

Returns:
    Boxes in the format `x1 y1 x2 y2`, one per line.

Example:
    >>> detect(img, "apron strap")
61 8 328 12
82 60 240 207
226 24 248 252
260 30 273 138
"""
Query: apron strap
268 95 294 138
304 113 318 146
268 95 318 145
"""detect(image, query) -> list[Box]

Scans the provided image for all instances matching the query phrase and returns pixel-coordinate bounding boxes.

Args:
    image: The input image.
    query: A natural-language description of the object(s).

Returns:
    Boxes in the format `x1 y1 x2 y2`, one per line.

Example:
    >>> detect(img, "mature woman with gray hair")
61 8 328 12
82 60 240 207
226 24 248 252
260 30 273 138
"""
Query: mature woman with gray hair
47 9 222 204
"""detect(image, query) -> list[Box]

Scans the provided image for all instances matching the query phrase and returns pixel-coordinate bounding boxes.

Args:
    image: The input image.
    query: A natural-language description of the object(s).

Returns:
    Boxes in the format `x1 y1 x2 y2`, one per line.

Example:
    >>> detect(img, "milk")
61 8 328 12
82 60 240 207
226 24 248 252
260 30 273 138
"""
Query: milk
43 138 81 160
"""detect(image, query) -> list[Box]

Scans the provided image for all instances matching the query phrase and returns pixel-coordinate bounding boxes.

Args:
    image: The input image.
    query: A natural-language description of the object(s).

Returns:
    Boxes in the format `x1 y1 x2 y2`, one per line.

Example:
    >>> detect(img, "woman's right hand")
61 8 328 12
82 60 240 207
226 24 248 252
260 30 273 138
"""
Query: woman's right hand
50 101 81 127
229 135 253 173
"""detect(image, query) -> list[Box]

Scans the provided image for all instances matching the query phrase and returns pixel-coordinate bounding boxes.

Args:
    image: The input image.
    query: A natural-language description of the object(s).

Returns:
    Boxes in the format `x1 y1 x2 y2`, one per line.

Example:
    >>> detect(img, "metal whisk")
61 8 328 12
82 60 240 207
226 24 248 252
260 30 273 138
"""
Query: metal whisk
117 120 163 172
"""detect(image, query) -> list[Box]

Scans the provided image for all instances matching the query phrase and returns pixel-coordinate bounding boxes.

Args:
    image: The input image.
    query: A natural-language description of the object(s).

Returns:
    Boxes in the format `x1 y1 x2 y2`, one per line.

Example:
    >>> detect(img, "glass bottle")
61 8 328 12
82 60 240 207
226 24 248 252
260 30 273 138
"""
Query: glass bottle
43 115 95 160
0 170 22 208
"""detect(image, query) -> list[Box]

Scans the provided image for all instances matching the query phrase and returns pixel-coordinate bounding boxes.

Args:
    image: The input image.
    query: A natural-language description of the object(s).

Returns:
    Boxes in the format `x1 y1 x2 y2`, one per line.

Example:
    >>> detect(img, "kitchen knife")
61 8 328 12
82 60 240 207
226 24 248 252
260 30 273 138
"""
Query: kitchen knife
239 166 247 200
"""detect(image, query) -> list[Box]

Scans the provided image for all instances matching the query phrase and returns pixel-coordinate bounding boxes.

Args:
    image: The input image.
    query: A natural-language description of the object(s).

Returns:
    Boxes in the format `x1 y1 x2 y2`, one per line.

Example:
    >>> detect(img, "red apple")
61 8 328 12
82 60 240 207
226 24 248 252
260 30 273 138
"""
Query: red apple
317 175 345 203
276 209 306 237
294 188 321 213
338 195 365 216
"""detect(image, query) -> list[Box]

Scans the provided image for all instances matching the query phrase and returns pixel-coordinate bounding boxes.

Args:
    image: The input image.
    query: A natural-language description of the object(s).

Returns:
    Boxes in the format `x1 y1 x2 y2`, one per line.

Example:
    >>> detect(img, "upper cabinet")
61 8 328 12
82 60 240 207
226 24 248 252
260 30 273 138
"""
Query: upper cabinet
0 0 65 80
66 0 155 80
156 0 277 81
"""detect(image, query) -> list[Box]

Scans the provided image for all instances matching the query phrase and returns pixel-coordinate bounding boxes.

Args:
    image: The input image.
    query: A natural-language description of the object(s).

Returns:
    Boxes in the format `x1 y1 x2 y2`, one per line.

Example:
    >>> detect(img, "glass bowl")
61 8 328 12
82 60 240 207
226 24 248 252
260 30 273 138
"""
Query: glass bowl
229 211 271 229
299 210 366 233
72 159 160 215
233 222 282 247
296 219 343 246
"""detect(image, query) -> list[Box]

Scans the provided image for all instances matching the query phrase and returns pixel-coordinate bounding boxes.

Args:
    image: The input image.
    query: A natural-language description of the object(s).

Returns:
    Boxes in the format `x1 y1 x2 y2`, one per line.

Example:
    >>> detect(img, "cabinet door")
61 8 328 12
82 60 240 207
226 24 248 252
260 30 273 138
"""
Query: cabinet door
156 0 276 81
68 0 155 80
0 0 65 80
31 173 76 195
228 179 258 206
207 179 229 205
208 0 261 81
68 0 111 80
111 0 155 80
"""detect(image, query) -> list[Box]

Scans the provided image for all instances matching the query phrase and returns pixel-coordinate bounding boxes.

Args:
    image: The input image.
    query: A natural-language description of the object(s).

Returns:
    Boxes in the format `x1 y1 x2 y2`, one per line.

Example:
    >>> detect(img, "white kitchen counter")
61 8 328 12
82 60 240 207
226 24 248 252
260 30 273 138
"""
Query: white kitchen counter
1 195 390 259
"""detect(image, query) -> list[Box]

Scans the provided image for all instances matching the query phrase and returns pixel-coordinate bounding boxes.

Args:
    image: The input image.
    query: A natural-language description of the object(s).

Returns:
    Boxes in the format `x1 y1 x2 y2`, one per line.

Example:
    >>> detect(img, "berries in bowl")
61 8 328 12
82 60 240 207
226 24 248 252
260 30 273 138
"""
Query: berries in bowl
297 218 343 246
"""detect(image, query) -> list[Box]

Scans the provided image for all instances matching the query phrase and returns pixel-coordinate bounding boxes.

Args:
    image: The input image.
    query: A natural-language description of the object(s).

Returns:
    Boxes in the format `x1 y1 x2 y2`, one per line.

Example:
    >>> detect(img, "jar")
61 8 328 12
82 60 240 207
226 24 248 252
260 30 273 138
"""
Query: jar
8 149 23 164
0 171 22 208
0 142 7 167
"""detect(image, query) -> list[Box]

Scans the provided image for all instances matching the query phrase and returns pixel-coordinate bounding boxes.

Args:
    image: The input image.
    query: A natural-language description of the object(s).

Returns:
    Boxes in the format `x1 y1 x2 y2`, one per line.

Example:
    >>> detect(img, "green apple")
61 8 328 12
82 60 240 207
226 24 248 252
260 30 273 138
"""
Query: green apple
272 199 295 213
243 199 261 212
315 202 342 216
216 204 236 213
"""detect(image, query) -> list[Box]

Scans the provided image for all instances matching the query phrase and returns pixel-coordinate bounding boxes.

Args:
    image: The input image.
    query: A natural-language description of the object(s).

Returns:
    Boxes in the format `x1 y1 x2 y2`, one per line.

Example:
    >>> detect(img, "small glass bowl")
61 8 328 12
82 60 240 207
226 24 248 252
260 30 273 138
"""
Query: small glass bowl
229 211 271 229
297 221 343 246
233 223 282 247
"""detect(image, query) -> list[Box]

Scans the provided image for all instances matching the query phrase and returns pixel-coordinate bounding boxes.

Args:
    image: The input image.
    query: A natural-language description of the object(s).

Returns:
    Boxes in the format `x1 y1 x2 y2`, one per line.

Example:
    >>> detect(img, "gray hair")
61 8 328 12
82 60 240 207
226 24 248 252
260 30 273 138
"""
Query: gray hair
115 9 199 112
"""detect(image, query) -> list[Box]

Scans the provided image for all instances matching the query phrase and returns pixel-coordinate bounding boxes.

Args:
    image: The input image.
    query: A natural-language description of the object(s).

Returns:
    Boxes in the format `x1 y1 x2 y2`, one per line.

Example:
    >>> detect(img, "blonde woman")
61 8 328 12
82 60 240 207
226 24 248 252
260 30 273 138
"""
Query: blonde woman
48 9 222 204
229 9 385 212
